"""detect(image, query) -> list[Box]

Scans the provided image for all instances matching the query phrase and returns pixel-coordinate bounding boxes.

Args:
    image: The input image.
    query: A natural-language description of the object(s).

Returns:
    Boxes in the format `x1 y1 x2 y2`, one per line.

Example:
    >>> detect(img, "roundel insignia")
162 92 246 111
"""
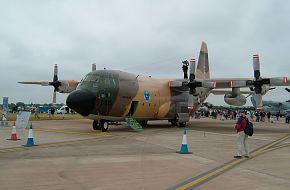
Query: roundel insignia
144 90 151 102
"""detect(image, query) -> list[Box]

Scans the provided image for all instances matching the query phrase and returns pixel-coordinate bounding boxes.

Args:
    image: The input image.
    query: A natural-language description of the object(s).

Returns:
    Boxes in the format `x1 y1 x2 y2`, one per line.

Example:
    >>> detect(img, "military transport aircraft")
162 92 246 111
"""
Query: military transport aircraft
19 42 289 131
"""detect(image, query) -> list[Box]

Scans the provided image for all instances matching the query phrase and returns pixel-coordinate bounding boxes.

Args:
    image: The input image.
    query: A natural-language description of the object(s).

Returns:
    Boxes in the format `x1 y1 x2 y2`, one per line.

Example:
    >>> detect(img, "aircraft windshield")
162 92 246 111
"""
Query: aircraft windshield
83 73 100 82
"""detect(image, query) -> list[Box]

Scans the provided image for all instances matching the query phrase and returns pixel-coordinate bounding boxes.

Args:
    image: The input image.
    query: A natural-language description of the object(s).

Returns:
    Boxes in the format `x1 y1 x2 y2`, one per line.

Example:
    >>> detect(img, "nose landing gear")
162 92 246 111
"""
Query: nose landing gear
92 120 109 132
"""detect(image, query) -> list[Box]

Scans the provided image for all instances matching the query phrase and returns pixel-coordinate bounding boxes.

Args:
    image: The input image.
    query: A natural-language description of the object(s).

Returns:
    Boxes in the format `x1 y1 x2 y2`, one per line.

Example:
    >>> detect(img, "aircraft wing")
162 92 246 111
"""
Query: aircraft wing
205 77 288 89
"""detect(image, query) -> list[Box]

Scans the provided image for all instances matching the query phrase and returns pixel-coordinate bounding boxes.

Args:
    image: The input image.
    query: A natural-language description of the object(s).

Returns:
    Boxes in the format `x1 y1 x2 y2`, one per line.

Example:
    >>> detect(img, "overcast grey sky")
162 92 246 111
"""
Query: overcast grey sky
0 0 289 105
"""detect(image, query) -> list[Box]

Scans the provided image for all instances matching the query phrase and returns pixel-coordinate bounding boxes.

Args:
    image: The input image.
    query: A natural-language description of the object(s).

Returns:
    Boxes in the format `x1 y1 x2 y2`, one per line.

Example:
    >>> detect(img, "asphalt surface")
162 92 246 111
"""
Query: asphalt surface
0 118 290 190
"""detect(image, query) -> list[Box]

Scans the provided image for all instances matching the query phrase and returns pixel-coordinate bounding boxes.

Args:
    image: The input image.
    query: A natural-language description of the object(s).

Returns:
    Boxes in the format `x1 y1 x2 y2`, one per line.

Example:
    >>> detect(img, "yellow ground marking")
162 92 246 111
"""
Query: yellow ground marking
175 134 290 190
34 128 112 137
250 134 290 157
261 142 290 153
0 138 106 153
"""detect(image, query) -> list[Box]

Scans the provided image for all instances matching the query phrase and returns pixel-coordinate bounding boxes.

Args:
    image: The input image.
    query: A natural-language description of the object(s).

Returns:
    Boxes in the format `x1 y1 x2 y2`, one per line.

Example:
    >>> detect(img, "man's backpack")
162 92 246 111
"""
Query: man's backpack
244 118 254 136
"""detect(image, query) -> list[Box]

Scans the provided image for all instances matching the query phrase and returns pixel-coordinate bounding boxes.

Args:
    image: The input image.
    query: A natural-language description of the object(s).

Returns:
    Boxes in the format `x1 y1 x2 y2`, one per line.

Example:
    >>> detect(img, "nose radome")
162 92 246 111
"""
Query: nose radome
66 90 96 116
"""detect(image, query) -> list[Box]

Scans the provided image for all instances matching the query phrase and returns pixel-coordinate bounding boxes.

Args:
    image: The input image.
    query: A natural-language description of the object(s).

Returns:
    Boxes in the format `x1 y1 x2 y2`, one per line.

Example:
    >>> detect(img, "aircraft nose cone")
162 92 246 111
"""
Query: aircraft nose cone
66 90 96 116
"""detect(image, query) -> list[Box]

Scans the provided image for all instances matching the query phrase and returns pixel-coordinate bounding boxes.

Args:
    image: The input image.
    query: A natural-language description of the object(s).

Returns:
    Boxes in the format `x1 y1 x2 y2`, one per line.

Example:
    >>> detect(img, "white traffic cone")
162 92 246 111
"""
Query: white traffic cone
23 123 36 147
176 128 192 154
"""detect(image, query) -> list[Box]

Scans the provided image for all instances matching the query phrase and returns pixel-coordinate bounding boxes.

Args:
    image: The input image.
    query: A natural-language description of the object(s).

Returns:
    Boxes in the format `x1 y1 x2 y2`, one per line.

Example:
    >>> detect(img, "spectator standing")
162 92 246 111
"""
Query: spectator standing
234 111 250 158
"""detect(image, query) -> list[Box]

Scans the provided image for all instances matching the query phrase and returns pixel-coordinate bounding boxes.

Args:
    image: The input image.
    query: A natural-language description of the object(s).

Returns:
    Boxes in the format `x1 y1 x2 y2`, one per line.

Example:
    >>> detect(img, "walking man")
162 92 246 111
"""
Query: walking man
234 111 250 158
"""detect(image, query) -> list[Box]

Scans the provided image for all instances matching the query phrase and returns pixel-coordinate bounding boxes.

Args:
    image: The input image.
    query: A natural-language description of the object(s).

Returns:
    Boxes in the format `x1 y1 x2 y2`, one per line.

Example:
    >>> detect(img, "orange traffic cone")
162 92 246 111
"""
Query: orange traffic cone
7 122 20 140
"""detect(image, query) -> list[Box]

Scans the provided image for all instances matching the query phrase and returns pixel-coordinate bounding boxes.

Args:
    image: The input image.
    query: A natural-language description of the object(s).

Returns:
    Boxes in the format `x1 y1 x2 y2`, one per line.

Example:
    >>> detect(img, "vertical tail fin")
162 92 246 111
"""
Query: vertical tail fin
196 41 210 79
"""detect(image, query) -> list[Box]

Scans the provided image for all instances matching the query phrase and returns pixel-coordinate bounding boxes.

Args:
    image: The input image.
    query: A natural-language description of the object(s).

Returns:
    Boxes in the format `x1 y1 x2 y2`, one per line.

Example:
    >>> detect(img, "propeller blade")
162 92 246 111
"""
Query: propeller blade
52 91 56 104
18 81 50 86
253 54 260 80
253 94 263 110
269 87 276 91
189 58 196 94
41 81 50 86
189 58 196 82
49 64 62 91
53 64 58 82
250 96 256 107
52 64 60 102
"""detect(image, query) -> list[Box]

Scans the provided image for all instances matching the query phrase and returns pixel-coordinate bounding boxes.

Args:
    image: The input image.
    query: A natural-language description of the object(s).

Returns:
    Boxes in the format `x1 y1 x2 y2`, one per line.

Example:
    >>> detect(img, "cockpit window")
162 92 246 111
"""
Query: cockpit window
83 73 100 82
79 71 118 91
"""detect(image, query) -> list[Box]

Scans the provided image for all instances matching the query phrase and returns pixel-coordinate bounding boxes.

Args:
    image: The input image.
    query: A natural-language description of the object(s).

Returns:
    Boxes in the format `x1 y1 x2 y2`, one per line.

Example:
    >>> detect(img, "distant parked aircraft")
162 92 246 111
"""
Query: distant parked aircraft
262 88 290 115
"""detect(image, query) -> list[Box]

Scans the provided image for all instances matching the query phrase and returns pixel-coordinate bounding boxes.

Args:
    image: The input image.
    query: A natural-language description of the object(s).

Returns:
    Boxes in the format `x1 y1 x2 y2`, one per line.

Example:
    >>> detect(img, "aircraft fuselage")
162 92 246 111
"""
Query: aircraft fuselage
66 70 210 122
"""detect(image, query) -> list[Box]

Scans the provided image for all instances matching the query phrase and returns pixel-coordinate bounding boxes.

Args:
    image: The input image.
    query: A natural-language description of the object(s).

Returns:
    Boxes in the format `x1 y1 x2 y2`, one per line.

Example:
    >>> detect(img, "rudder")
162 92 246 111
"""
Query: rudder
196 41 210 79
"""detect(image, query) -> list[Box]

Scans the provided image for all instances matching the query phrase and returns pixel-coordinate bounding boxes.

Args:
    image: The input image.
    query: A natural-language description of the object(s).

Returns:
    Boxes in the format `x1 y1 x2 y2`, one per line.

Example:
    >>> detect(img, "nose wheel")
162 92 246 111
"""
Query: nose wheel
100 120 109 132
93 120 109 132
93 120 101 130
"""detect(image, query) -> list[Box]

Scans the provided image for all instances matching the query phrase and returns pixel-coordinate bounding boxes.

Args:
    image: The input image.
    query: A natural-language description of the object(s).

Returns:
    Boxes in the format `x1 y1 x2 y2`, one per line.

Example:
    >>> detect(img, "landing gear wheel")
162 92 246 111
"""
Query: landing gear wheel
100 120 109 132
169 119 178 127
93 120 101 130
171 120 178 126
178 122 186 128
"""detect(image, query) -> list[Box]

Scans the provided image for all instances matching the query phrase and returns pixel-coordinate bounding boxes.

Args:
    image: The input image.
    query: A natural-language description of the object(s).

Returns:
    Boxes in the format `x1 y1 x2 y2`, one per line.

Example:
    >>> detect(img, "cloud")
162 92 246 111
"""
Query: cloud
0 0 289 105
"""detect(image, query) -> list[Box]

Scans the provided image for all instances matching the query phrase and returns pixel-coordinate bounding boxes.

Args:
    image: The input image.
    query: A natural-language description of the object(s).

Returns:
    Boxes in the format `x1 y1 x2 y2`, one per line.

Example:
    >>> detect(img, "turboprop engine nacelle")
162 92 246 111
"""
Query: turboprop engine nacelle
224 94 247 106
58 80 79 93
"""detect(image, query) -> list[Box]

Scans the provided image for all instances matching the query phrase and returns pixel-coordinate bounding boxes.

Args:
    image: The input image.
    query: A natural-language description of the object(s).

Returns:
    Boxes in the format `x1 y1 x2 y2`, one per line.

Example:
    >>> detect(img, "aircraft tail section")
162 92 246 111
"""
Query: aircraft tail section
196 41 210 79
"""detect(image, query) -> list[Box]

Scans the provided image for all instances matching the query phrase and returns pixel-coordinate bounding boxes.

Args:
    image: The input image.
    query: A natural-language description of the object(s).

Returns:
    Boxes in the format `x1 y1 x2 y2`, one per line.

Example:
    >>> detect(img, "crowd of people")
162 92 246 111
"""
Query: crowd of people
194 108 289 159
194 108 290 124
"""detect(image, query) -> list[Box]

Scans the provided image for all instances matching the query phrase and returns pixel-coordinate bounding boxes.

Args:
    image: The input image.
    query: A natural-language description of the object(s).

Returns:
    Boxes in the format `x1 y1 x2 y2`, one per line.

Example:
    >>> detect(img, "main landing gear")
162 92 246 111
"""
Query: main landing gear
169 116 187 128
169 120 186 127
93 120 109 132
